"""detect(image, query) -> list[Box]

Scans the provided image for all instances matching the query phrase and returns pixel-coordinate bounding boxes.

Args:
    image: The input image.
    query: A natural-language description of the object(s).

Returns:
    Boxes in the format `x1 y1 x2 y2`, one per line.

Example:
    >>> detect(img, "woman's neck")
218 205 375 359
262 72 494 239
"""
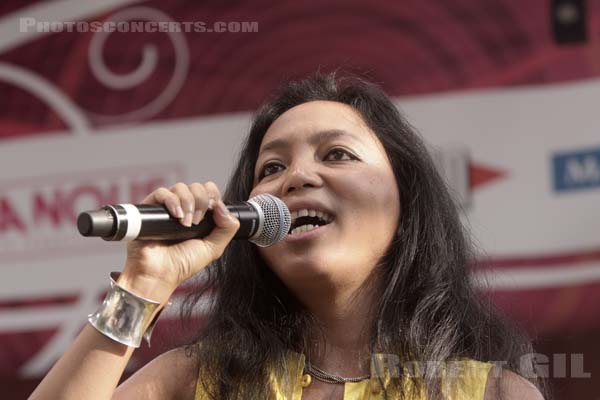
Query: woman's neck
294 278 379 377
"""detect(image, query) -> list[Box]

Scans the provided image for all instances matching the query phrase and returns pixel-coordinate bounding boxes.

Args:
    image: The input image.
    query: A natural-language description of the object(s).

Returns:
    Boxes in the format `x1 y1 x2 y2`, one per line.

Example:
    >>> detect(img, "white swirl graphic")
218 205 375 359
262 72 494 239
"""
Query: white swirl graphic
87 6 190 124
0 62 90 135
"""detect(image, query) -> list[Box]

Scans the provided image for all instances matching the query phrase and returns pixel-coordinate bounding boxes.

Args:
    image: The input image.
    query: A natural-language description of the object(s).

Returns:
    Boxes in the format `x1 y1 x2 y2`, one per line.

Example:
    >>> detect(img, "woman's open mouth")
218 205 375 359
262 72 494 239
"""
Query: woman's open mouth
285 208 334 241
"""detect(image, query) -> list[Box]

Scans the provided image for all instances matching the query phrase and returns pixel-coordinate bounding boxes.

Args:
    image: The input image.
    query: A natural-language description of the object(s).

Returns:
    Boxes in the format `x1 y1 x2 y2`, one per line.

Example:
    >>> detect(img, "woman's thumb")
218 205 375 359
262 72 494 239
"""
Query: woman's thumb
203 199 240 259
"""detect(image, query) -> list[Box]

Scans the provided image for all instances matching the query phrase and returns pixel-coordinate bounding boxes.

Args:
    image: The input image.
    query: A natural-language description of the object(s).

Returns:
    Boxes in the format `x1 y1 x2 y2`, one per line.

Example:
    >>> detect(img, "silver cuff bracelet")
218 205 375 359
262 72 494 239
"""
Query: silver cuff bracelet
88 272 163 348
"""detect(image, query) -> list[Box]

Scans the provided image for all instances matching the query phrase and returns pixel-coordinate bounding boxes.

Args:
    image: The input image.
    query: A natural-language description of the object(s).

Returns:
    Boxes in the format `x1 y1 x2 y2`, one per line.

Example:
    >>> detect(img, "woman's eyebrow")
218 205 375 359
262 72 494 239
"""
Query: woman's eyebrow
259 129 360 153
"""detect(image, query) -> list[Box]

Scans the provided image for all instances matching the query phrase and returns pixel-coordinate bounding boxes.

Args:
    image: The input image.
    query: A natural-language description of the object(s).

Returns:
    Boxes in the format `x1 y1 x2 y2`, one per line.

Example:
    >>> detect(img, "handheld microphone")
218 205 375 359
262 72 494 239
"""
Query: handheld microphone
77 194 291 247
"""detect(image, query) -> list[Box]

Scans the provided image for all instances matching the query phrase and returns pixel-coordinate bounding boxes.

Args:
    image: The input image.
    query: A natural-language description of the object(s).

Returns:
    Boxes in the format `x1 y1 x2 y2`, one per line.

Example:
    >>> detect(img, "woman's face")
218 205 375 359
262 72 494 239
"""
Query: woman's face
249 101 400 291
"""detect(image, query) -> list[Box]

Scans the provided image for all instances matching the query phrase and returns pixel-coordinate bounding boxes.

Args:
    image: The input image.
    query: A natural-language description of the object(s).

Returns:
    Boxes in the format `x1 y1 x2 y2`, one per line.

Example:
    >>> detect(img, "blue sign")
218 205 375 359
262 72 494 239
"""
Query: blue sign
553 147 600 192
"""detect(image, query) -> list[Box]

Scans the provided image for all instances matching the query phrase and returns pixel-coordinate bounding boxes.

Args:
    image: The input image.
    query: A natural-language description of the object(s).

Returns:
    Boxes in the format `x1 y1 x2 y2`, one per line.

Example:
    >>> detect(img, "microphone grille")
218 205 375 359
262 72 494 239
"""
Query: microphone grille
247 194 291 247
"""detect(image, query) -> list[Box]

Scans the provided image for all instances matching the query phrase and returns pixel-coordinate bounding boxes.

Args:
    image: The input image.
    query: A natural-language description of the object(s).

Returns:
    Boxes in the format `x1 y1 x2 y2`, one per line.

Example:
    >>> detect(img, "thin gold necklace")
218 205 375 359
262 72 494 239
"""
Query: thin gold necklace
304 362 370 384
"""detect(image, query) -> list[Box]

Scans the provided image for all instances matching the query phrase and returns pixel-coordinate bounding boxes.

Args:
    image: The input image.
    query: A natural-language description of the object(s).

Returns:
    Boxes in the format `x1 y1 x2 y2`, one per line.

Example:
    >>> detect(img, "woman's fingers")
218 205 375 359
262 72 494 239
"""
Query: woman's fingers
143 187 184 219
202 181 222 213
142 182 224 227
171 182 195 227
189 183 210 225
202 181 222 207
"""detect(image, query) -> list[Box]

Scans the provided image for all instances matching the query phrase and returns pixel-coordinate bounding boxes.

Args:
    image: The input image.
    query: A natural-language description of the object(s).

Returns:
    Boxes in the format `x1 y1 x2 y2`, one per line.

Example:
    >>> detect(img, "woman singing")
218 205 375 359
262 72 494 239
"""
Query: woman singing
31 73 547 399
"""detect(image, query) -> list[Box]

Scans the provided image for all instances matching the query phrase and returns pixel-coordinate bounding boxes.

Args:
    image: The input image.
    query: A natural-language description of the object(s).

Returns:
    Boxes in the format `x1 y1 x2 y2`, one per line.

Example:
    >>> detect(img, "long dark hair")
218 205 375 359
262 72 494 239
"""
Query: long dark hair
182 72 547 399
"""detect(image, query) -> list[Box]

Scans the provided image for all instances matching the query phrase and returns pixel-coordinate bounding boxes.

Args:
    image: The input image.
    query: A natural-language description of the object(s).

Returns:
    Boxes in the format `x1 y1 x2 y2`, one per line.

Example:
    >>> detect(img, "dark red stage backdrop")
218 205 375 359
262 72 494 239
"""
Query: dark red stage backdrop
1 1 599 399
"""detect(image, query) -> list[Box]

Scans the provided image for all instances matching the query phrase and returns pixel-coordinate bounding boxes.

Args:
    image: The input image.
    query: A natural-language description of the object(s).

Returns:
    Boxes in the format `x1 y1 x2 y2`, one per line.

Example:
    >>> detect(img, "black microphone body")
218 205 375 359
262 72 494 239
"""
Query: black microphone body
77 194 291 247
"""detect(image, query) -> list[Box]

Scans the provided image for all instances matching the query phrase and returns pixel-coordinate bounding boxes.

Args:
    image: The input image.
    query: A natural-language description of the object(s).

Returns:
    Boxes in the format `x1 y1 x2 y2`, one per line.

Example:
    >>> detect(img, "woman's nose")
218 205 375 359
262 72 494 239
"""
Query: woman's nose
281 164 322 194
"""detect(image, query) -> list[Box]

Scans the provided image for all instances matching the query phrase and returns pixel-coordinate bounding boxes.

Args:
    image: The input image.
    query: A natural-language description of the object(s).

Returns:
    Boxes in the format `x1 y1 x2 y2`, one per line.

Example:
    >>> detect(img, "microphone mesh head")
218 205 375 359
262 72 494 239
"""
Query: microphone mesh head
247 194 291 247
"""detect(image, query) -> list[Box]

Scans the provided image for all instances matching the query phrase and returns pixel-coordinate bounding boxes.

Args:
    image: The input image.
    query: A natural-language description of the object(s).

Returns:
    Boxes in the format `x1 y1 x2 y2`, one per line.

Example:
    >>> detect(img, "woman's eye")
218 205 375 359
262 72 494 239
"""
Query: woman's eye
257 149 356 180
259 162 284 179
324 148 355 161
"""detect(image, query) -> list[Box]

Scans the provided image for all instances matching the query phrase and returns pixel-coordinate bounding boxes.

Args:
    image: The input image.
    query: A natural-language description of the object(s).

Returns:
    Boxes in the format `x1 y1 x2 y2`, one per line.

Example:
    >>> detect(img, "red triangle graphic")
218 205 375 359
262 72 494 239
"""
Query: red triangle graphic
470 163 507 189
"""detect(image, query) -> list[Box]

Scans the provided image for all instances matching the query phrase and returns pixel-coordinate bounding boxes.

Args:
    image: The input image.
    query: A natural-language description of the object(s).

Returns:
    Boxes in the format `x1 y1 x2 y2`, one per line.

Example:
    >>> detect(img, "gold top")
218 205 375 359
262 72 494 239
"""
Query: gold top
195 351 493 400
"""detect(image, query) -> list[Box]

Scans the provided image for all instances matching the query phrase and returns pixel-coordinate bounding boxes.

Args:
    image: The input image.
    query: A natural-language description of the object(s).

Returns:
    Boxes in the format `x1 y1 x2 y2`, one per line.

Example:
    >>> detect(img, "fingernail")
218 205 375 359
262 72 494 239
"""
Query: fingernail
192 209 204 225
183 212 193 227
176 206 184 219
207 198 215 210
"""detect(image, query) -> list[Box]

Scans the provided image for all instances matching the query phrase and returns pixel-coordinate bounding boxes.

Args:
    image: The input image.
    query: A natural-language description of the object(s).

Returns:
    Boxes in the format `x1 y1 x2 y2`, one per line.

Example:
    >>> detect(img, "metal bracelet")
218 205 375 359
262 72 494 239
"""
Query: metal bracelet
88 272 164 348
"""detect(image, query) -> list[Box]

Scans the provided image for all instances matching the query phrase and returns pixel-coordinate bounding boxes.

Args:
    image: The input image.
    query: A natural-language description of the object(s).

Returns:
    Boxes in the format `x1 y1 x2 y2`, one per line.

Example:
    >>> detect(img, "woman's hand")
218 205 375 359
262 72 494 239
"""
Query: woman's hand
117 182 240 304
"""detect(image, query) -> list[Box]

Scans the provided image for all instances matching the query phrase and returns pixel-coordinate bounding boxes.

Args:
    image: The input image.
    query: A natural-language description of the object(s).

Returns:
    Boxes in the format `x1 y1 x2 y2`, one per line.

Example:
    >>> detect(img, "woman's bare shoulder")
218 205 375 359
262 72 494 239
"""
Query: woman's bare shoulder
484 365 545 400
113 346 199 400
